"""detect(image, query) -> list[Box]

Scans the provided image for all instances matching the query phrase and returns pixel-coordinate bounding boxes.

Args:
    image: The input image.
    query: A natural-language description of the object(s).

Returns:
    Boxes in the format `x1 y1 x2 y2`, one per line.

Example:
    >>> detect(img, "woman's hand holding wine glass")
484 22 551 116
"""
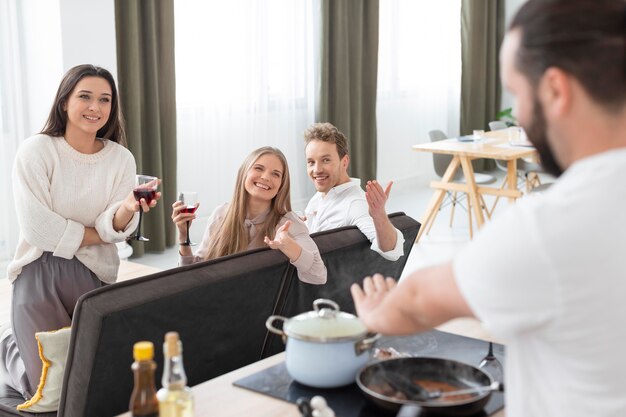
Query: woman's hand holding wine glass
124 177 161 213
172 192 199 247
128 175 161 241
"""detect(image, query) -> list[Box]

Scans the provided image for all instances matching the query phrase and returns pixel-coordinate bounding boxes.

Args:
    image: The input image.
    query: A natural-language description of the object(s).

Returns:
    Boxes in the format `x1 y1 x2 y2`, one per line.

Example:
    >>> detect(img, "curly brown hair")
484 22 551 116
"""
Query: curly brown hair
303 123 349 159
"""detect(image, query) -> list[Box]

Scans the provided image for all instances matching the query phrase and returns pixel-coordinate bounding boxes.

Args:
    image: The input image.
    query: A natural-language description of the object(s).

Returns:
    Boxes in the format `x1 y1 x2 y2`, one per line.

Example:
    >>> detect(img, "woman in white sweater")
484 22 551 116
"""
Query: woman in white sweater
172 146 327 285
2 65 160 398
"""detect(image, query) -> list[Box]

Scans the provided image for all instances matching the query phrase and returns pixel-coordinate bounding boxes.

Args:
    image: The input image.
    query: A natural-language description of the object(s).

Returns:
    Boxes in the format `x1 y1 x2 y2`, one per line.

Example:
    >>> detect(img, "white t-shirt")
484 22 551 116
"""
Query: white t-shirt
454 148 626 417
8 134 139 284
304 179 404 261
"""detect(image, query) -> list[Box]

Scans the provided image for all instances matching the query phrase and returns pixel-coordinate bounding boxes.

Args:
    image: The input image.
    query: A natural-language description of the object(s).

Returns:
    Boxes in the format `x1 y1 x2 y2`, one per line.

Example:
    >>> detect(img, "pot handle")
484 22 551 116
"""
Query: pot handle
313 299 340 312
265 315 288 343
355 333 381 356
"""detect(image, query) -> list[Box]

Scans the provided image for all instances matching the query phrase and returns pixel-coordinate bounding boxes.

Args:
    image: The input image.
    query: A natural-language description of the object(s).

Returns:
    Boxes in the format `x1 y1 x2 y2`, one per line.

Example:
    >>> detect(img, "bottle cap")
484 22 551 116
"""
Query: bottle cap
133 341 154 361
164 332 181 357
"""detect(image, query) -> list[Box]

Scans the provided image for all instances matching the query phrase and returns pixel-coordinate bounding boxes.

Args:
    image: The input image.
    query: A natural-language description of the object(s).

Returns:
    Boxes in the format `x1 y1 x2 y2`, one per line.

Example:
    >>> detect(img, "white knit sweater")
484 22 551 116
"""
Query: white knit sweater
7 134 139 284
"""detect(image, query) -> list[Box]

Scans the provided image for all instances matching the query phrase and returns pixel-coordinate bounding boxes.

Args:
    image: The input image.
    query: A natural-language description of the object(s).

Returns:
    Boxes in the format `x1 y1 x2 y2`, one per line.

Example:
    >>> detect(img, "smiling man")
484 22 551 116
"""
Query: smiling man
303 122 404 261
351 1 626 416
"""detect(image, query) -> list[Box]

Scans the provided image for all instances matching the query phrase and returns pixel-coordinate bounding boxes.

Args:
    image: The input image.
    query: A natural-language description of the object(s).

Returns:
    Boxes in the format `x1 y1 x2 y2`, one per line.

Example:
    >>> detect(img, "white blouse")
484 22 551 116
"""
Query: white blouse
180 203 327 285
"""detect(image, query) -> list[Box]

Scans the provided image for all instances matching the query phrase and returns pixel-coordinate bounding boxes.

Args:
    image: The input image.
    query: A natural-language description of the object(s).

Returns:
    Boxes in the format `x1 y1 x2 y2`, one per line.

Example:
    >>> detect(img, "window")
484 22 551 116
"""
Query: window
377 0 462 182
174 0 320 213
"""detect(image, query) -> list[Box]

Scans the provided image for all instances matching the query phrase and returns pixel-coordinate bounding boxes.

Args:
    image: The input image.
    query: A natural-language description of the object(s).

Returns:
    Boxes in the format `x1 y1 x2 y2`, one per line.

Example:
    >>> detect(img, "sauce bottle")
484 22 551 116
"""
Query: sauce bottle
130 341 159 417
157 332 194 417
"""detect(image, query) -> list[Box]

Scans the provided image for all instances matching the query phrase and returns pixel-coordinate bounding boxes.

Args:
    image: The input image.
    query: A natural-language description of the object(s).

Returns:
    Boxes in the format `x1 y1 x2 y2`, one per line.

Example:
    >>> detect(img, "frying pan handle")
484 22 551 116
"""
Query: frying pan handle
265 315 288 343
355 333 381 355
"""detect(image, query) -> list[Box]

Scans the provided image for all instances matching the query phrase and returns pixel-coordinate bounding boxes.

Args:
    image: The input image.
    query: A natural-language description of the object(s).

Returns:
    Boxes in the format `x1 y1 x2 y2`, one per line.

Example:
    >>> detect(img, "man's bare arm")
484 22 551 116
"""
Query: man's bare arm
351 262 475 335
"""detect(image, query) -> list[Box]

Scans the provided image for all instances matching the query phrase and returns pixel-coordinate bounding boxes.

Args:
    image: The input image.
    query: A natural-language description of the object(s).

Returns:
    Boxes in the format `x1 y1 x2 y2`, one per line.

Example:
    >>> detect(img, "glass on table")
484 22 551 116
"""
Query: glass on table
472 129 485 141
479 341 504 383
128 174 159 242
179 191 198 246
508 126 523 145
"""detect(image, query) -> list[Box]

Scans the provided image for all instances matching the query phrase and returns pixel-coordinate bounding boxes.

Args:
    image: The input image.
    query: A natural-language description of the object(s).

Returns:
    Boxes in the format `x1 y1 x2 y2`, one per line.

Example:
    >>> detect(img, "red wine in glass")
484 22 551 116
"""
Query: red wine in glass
181 206 197 214
179 192 198 246
128 175 159 242
133 189 156 205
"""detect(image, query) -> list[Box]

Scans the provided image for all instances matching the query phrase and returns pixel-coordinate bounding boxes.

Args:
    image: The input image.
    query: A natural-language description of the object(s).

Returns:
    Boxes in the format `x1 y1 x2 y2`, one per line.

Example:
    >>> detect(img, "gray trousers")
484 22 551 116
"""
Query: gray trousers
2 253 102 398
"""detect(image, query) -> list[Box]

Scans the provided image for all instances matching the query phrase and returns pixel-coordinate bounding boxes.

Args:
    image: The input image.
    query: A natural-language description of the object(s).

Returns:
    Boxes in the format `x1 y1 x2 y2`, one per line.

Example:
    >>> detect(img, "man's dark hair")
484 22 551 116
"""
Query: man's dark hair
511 0 626 111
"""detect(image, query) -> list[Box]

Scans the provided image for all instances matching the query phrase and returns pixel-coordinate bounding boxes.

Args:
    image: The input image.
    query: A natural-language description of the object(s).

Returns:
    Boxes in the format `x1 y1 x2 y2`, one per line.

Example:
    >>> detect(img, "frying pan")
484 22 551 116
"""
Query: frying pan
356 357 495 416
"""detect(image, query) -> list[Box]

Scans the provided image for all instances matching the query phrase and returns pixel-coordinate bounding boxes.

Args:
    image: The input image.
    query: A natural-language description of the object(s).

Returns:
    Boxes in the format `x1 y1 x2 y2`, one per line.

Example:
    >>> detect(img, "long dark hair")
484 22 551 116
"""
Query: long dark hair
40 64 127 146
511 0 626 111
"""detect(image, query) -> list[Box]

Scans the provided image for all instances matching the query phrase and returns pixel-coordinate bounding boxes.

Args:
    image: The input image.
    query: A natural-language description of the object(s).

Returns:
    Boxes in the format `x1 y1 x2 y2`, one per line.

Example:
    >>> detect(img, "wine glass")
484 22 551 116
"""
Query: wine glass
179 191 198 246
479 342 503 383
128 175 158 242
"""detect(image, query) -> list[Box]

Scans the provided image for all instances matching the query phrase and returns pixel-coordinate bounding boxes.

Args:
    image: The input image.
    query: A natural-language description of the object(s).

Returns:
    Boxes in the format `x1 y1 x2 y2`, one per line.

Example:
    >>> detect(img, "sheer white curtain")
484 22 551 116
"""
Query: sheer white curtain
175 0 319 216
377 0 462 183
0 1 27 263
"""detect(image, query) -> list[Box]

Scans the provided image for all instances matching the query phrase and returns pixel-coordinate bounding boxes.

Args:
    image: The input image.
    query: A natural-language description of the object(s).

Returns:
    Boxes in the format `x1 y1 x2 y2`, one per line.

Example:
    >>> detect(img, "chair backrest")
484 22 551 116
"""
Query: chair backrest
55 213 421 417
261 213 421 358
428 130 453 178
58 248 292 417
489 121 508 131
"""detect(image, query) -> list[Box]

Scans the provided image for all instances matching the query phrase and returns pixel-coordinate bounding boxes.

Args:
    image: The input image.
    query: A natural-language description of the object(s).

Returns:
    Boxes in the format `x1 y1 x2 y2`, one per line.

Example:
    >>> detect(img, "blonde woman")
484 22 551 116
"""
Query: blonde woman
172 147 326 284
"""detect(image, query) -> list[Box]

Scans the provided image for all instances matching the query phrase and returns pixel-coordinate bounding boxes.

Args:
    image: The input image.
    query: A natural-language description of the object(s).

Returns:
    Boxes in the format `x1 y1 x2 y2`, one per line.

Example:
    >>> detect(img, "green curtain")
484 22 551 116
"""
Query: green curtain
460 0 505 171
319 0 379 181
115 0 177 256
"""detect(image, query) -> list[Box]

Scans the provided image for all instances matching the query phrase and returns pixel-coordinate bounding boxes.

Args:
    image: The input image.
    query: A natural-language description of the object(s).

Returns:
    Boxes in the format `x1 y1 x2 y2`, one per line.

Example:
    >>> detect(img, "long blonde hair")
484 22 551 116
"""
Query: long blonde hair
204 147 292 260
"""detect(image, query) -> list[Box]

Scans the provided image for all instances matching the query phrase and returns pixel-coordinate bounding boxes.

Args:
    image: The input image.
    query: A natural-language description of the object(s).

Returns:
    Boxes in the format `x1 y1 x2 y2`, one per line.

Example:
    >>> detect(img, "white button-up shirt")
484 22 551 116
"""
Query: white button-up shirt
304 179 404 261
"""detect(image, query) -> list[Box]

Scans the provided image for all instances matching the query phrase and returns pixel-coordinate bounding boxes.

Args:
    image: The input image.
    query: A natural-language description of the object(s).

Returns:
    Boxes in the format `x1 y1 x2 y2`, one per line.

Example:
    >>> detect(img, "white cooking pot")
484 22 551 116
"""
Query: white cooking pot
266 299 379 388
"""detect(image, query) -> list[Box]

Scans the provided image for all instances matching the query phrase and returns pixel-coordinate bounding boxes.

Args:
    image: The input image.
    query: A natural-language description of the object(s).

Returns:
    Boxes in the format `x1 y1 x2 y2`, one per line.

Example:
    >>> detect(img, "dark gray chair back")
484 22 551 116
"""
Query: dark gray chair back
58 248 291 417
428 130 452 178
1 213 420 417
261 213 420 358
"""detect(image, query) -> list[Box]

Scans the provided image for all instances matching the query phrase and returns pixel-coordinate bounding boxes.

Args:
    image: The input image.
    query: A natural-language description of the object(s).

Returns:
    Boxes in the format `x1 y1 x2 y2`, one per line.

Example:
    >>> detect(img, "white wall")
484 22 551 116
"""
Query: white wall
376 97 458 189
377 98 435 186
59 0 117 78
16 0 117 137
19 0 63 136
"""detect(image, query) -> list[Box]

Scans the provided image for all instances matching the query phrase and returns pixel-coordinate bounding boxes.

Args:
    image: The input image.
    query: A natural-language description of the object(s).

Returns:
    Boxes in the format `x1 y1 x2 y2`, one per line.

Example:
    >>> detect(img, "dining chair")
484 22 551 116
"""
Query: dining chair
427 130 496 238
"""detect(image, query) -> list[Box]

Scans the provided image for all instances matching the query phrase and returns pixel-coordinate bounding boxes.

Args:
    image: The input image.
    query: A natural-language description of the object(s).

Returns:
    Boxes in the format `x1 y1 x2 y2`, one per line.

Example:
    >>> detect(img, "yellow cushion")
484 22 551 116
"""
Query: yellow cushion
16 327 71 412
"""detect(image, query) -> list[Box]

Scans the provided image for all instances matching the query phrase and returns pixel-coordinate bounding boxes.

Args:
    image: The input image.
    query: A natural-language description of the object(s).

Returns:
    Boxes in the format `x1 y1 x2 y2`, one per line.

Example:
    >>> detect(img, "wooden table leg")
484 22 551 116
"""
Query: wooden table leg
415 157 462 243
459 156 485 227
507 159 518 203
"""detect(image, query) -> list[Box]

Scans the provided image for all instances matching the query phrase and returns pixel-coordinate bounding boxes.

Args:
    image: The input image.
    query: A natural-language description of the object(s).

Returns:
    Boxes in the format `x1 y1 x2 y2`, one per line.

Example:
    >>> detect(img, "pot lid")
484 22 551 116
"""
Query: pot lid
284 299 368 342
